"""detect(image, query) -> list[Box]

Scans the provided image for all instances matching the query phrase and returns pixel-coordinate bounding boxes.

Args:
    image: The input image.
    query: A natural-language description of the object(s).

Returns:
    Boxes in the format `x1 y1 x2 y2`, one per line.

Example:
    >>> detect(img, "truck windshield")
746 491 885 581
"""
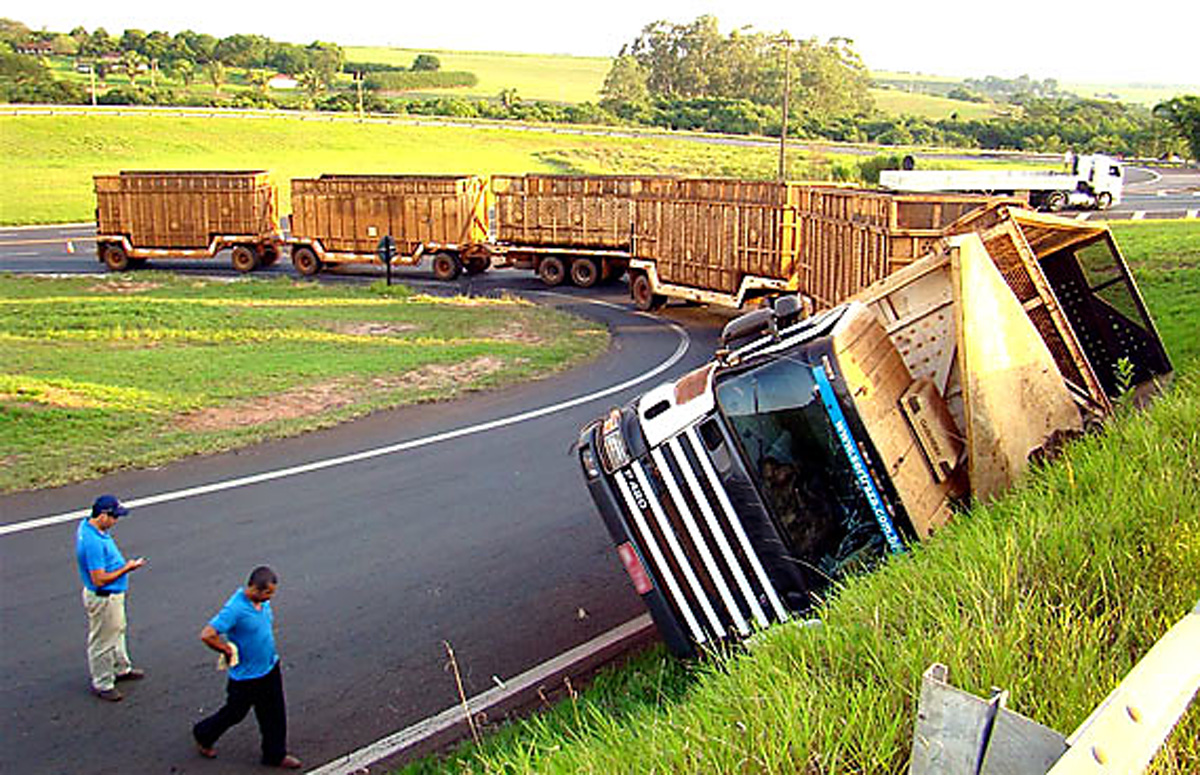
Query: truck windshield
715 357 887 584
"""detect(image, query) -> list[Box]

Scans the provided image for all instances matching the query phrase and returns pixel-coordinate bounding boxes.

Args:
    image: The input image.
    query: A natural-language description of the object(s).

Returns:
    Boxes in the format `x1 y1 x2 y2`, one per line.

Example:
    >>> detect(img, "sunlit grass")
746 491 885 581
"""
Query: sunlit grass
0 273 606 492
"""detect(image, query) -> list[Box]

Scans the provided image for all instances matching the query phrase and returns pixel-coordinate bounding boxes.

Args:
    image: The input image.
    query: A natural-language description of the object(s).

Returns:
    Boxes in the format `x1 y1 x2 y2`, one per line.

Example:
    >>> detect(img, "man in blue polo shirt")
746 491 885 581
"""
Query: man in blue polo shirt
75 494 147 702
193 566 301 769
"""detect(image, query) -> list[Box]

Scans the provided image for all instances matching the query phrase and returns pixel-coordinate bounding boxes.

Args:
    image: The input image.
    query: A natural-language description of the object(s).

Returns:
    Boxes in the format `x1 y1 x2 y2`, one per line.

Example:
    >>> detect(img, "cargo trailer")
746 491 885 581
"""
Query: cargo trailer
491 174 675 288
627 181 1016 311
93 170 283 272
288 174 493 278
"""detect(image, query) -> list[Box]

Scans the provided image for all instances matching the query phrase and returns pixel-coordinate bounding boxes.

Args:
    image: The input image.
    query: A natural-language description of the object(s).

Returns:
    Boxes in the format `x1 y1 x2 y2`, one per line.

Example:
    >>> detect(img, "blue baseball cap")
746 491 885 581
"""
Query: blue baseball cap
91 494 129 518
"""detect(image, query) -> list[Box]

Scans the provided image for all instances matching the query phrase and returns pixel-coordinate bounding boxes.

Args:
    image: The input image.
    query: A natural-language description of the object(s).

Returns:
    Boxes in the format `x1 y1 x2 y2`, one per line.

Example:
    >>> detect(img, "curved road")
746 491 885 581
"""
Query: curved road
0 261 729 774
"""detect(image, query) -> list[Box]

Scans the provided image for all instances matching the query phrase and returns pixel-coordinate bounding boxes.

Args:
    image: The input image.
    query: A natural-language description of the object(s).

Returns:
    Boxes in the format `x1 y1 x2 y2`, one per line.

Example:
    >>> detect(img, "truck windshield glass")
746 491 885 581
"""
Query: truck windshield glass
715 357 887 584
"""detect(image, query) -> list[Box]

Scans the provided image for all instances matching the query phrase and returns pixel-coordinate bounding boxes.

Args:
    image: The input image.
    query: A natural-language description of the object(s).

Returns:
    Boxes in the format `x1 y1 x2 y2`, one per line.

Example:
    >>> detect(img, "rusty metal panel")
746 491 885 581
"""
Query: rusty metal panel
289 174 485 256
94 171 278 249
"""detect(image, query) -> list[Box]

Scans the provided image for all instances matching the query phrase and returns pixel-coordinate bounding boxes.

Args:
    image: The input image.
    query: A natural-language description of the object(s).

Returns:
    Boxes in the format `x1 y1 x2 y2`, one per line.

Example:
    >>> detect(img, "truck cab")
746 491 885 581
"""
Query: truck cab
577 301 945 657
1071 153 1123 209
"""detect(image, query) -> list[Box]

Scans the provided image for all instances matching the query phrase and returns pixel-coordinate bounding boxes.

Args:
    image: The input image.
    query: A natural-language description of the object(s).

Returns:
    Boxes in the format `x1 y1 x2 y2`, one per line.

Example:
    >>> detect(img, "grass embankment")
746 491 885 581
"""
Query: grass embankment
1 113 875 225
398 221 1200 773
0 274 606 492
344 47 611 104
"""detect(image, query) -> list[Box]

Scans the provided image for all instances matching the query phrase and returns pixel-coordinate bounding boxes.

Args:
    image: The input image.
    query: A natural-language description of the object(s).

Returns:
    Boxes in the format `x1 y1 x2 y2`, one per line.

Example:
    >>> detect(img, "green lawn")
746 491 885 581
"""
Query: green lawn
0 112 854 225
398 220 1200 774
345 47 611 104
0 274 607 492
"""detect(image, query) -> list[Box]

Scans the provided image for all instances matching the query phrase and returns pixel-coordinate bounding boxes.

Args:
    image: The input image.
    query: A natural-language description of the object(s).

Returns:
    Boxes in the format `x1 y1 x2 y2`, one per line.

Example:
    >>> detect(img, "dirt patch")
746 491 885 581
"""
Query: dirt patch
88 280 162 294
490 320 544 345
331 322 420 337
176 356 508 433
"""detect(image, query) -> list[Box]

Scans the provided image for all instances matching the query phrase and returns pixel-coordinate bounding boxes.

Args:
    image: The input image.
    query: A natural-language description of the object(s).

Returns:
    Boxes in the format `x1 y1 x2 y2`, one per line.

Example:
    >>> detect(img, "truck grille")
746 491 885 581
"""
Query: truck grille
611 424 789 646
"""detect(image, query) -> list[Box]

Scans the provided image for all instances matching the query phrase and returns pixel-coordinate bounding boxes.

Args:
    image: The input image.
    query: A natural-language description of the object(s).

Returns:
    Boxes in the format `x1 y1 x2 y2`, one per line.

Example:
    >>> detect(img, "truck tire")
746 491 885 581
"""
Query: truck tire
464 255 490 275
431 253 462 281
630 272 666 311
231 245 260 273
1045 191 1068 212
537 256 566 287
102 244 130 272
570 258 601 288
1096 192 1113 210
292 246 322 276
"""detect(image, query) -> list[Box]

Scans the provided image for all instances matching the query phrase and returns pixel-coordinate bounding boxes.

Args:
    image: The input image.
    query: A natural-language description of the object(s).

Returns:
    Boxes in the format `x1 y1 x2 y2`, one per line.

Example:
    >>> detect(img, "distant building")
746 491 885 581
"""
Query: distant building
16 41 54 56
267 74 298 90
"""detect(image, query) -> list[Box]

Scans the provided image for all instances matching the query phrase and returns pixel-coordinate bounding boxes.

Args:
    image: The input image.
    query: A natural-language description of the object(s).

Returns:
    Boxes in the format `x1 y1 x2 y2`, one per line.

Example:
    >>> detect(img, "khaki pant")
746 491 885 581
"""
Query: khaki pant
82 589 132 691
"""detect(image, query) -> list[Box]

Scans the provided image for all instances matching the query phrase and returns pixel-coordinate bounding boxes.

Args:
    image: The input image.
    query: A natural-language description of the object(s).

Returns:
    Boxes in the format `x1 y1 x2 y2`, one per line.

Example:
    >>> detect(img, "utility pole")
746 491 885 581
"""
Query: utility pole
87 63 97 106
355 71 364 122
778 35 792 182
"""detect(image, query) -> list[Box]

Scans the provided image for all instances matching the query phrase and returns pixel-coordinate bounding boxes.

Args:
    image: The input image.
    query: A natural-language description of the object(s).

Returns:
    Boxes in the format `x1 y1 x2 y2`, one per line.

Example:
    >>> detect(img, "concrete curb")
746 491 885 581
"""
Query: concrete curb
306 614 657 774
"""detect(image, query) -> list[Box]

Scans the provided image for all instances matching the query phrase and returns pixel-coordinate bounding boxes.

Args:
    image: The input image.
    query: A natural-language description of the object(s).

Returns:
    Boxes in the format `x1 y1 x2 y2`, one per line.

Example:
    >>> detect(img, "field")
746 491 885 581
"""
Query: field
868 87 1001 121
1 112 883 226
344 47 611 104
398 219 1200 774
0 274 607 493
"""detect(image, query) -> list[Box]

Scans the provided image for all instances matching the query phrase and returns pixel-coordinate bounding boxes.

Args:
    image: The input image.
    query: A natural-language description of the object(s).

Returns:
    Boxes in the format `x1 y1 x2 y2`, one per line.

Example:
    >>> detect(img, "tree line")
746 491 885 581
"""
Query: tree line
2 15 1197 162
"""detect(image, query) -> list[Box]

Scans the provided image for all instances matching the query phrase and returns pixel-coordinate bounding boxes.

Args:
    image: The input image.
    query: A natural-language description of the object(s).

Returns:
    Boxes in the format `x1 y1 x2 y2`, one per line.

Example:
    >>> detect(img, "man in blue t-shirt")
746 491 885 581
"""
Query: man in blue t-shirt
75 494 147 702
193 566 301 769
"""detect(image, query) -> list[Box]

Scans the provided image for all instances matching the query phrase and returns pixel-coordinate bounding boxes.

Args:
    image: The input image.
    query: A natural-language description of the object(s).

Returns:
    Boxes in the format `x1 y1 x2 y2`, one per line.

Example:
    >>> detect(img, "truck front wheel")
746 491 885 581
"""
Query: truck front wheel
1096 192 1113 210
630 272 666 311
1045 191 1068 212
291 246 322 276
102 244 130 272
231 245 260 273
569 258 600 288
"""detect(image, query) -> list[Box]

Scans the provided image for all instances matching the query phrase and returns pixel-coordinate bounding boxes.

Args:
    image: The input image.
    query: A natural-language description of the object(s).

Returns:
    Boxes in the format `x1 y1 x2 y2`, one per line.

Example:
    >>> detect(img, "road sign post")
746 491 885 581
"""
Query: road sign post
377 235 397 286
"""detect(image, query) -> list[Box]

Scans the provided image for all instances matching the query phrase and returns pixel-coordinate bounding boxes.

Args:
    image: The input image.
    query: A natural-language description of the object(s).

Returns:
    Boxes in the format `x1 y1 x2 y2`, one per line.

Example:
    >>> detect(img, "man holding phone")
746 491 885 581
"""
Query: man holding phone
75 494 147 702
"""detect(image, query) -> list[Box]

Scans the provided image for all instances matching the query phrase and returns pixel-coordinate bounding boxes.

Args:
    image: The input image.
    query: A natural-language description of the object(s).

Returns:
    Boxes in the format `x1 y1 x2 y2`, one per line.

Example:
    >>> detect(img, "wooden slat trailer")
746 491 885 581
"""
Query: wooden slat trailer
288 174 493 278
93 170 283 272
491 174 676 288
627 181 1013 311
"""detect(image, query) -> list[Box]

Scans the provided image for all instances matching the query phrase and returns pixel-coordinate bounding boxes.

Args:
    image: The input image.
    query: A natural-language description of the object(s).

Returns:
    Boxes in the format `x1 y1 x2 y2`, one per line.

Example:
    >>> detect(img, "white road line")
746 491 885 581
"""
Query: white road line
1131 211 1147 220
1188 210 1199 220
0 299 690 536
0 222 93 232
306 614 655 775
1075 213 1090 222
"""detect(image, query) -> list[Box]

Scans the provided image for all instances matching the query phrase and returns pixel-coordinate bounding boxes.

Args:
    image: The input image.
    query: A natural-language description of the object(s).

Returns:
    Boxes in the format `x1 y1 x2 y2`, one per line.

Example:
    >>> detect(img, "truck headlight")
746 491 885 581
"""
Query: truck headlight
600 408 631 472
580 445 601 479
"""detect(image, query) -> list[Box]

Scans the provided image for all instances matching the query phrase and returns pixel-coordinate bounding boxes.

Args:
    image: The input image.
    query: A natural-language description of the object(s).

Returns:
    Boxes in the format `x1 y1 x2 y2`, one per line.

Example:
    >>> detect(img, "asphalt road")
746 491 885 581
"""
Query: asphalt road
0 268 728 773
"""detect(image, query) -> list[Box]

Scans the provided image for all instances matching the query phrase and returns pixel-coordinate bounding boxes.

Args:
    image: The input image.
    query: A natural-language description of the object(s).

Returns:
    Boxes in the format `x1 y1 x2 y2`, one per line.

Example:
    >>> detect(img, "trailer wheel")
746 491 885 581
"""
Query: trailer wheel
1096 192 1113 210
431 253 462 281
102 244 130 272
464 255 491 275
1045 191 1068 212
630 272 666 311
537 256 566 287
231 245 260 273
292 246 322 277
569 258 601 288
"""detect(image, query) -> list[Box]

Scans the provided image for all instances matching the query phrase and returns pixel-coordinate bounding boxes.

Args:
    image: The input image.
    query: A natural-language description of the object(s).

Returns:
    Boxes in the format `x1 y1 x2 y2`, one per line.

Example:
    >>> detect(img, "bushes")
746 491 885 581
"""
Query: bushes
365 70 477 92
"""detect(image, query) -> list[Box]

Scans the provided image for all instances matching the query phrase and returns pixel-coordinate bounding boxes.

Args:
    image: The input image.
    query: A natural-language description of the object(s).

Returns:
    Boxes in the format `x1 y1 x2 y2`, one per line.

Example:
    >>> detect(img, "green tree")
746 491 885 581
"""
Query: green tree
121 50 145 85
1154 95 1200 161
600 54 649 108
204 60 226 93
412 53 440 71
307 42 343 86
248 68 272 94
298 68 325 106
170 58 195 87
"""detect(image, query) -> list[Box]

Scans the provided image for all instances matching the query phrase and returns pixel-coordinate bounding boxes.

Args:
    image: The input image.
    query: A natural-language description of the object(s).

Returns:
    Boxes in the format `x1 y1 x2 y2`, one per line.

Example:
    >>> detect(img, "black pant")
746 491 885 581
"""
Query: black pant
193 662 287 765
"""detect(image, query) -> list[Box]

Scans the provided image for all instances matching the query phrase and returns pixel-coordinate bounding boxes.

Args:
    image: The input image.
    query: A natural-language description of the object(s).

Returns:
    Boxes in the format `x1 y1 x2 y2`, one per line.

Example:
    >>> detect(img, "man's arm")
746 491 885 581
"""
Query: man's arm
199 624 235 659
88 557 146 588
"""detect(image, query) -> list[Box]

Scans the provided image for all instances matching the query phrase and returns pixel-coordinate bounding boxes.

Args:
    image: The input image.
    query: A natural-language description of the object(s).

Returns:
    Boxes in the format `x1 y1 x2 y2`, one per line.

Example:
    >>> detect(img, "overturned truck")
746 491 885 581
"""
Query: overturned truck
577 205 1171 657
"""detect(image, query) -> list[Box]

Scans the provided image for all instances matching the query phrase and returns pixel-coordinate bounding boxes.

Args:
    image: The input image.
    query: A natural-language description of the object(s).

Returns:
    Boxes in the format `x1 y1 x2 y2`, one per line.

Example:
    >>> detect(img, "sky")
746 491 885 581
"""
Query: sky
9 1 1198 86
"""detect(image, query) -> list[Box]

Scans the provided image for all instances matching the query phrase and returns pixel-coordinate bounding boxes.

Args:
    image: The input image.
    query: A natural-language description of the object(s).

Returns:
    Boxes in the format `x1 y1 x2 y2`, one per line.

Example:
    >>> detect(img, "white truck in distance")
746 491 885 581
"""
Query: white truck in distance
880 153 1123 211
